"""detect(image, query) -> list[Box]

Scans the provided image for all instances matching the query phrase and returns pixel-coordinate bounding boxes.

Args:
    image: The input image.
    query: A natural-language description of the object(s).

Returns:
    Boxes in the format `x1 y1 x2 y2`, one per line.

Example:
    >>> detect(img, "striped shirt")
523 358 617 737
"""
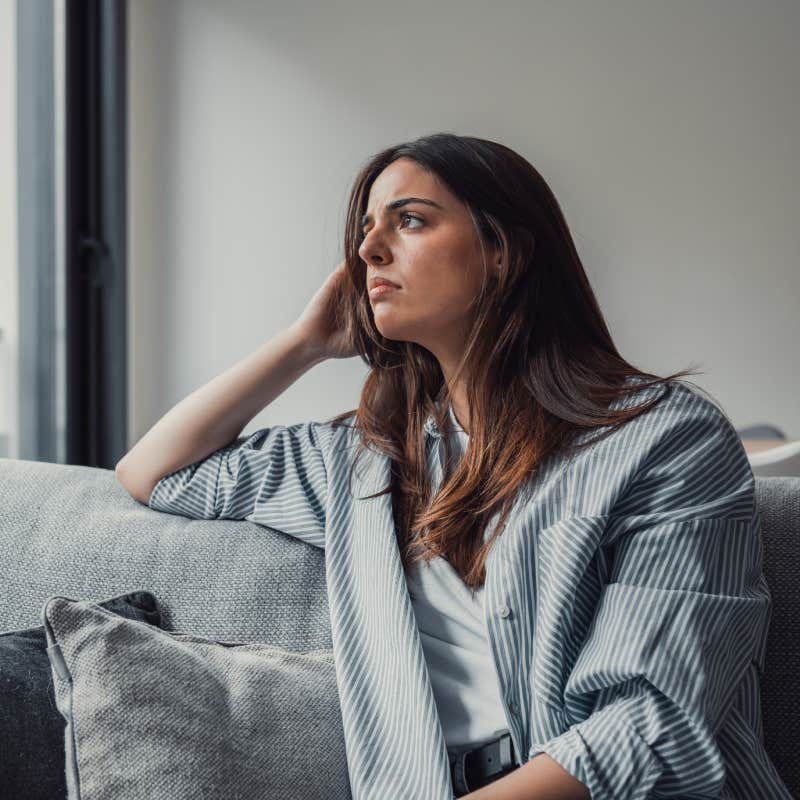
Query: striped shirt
406 402 511 749
148 379 792 799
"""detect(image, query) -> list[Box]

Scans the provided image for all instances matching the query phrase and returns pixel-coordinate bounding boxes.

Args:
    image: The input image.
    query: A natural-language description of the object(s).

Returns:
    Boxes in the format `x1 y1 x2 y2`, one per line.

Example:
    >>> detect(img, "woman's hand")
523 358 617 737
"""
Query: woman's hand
291 260 359 361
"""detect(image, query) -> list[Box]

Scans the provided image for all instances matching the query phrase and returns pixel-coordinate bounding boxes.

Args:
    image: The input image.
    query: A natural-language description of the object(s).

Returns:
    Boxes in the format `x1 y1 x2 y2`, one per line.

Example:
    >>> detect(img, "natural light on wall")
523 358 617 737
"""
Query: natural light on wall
0 0 67 462
0 0 16 459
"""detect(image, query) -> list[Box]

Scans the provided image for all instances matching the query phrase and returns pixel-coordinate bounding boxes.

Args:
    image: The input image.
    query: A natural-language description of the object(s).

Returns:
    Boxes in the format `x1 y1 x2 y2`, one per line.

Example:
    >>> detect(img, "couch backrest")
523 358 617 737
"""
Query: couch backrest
755 476 800 794
0 458 332 651
0 460 797 791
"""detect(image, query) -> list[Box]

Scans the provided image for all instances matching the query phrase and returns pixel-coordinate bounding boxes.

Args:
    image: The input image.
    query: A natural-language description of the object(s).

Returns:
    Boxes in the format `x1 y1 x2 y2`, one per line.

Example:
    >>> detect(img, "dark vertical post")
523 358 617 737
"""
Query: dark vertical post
65 0 127 467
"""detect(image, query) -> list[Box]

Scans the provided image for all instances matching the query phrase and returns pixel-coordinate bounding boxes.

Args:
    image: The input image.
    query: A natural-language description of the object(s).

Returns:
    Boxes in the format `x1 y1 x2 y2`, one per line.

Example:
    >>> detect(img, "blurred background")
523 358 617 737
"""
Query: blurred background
1 0 798 474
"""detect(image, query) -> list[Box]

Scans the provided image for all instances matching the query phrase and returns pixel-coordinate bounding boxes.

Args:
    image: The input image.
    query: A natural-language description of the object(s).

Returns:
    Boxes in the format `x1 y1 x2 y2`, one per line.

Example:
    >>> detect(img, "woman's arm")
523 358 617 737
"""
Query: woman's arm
115 258 357 506
463 753 590 799
115 323 325 505
470 385 776 800
507 385 777 800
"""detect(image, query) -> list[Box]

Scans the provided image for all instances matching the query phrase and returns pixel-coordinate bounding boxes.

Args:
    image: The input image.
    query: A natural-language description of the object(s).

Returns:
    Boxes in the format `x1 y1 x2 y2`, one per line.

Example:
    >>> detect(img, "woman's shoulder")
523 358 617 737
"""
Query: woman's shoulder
574 376 742 472
617 377 733 435
603 379 751 502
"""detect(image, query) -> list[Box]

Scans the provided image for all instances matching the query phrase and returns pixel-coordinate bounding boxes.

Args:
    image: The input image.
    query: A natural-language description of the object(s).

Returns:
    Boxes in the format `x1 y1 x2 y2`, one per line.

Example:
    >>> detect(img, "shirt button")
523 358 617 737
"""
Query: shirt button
498 604 511 618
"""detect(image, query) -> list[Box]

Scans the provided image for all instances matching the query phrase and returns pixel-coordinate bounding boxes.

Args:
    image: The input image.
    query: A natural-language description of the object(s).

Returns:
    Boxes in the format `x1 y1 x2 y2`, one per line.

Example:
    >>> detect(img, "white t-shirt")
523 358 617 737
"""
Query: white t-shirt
406 403 509 749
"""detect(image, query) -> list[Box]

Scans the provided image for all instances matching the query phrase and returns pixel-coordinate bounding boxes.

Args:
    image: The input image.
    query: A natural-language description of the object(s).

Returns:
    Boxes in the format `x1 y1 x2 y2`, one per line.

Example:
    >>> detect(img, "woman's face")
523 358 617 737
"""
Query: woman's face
358 157 497 363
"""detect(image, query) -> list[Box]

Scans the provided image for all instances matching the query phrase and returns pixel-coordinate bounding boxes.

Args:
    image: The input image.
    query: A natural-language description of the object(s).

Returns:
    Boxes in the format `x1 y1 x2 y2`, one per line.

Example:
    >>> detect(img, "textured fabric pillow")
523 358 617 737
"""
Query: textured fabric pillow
0 591 163 800
41 596 352 800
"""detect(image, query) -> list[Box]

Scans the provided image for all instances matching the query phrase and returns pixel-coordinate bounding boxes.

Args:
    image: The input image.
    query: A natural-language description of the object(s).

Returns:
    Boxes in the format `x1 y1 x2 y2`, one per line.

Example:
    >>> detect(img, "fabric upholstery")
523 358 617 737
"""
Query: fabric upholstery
754 477 800 792
0 458 331 651
0 591 163 800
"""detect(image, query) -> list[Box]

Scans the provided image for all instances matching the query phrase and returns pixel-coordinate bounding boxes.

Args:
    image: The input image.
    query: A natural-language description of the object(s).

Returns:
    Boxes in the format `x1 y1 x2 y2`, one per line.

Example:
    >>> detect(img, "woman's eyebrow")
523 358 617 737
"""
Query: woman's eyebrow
360 197 444 229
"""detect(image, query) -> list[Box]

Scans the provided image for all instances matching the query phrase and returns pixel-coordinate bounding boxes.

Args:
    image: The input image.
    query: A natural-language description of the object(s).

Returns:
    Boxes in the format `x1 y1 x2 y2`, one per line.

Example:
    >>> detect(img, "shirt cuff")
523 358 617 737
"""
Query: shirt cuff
527 708 663 800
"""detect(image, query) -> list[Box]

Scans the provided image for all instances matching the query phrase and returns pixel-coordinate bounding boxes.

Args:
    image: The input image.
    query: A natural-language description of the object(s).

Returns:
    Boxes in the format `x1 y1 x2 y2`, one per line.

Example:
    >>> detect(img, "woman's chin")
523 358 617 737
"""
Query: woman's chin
373 318 408 342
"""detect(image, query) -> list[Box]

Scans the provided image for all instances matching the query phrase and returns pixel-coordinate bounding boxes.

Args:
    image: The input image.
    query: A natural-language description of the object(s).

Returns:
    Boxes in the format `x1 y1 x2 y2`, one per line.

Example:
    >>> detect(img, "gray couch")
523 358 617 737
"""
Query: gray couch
1 458 798 796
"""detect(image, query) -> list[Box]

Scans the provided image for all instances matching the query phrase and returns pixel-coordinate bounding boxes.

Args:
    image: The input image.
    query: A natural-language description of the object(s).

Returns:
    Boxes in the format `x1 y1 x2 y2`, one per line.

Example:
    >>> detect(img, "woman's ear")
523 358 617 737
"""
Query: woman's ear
492 248 503 276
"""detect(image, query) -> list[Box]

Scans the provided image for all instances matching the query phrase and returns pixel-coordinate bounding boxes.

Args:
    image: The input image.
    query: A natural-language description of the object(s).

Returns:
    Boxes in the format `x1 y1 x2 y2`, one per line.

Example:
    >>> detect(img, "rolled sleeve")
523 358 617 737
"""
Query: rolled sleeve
529 387 772 799
148 421 329 548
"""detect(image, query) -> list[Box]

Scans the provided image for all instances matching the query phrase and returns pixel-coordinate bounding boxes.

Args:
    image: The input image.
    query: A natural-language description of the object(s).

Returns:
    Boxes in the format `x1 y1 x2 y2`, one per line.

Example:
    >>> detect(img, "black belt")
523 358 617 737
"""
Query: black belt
448 730 517 797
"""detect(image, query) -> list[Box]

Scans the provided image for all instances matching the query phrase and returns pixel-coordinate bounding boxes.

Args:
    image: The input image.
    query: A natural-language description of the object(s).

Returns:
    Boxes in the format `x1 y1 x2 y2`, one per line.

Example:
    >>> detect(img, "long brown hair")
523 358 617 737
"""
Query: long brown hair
326 132 703 591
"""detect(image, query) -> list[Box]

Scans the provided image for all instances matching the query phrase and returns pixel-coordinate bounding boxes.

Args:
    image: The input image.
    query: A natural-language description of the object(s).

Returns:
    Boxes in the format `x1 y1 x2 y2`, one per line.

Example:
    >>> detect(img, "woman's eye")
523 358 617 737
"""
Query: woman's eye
360 213 423 238
400 213 424 230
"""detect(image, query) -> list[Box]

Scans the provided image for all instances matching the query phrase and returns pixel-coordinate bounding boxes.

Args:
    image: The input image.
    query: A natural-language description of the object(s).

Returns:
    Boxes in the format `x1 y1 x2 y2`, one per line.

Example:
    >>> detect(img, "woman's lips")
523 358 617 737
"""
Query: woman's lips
369 284 399 299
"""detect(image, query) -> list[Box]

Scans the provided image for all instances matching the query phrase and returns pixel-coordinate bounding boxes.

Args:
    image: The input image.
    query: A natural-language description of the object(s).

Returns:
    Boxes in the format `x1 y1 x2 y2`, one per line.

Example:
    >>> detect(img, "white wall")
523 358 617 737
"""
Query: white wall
0 0 17 458
128 0 800 447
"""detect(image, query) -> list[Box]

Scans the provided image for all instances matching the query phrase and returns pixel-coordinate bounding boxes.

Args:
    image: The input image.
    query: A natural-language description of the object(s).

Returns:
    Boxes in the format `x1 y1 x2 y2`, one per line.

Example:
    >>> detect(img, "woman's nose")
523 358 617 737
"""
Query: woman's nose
359 232 388 265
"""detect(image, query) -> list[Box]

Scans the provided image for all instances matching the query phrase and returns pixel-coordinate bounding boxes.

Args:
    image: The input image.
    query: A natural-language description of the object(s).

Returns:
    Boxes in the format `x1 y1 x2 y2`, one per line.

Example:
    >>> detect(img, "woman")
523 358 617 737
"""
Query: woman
117 133 791 799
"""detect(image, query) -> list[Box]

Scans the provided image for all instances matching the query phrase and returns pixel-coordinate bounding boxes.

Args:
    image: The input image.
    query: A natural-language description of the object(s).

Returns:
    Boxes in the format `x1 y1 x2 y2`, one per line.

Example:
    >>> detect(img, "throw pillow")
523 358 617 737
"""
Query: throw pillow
0 591 163 800
41 596 352 800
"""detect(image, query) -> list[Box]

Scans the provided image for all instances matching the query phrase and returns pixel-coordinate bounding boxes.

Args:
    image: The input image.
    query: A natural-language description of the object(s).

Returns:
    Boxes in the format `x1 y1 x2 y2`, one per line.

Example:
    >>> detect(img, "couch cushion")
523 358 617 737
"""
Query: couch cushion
41 595 351 800
0 591 164 800
0 458 331 652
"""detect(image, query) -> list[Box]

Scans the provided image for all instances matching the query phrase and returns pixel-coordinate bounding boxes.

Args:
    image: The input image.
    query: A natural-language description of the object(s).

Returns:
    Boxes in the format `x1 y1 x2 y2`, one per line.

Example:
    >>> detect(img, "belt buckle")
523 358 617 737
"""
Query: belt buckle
461 732 516 792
